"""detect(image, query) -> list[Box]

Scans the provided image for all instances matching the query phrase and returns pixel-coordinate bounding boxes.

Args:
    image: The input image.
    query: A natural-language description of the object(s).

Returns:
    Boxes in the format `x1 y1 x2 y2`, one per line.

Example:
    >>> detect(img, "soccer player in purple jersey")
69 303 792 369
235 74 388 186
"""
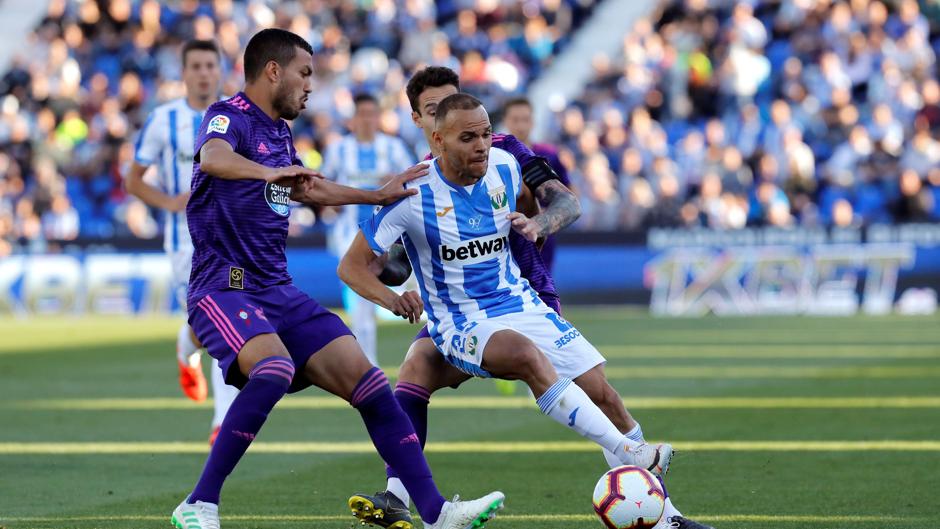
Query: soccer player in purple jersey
344 68 713 529
502 97 572 274
172 30 503 529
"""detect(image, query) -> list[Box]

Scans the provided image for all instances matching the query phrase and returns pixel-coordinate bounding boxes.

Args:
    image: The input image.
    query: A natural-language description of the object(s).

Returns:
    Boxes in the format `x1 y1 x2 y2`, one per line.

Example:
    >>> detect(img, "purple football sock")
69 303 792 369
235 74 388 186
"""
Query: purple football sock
352 368 445 524
386 382 431 481
189 356 294 504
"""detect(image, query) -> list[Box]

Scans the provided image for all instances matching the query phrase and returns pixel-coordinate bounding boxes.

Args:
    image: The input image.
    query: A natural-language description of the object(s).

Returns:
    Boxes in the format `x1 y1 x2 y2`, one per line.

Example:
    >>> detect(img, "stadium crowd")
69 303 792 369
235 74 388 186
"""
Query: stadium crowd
0 0 595 254
0 0 938 255
554 0 940 230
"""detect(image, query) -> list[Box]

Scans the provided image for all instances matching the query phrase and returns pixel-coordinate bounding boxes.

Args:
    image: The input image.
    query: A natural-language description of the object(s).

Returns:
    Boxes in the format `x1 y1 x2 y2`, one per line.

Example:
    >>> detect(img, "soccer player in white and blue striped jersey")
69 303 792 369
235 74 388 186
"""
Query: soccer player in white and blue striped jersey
124 39 238 444
322 93 415 365
340 93 673 476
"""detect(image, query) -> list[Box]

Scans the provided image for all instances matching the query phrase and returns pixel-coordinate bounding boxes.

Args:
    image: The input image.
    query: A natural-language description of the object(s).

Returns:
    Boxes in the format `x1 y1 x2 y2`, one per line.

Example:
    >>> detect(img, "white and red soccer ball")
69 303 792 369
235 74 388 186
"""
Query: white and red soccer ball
592 465 666 529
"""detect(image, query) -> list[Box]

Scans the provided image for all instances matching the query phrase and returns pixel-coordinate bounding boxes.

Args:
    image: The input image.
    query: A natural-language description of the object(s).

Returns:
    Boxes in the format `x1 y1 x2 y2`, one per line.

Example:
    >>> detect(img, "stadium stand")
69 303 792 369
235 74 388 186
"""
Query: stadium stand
548 0 940 230
0 0 597 254
0 0 938 257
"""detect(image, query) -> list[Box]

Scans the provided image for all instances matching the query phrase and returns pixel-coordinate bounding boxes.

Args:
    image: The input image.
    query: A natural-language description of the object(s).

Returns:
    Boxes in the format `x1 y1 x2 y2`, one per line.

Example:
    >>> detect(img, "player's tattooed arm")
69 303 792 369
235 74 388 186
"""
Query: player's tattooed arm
509 180 581 242
338 232 424 323
531 179 581 236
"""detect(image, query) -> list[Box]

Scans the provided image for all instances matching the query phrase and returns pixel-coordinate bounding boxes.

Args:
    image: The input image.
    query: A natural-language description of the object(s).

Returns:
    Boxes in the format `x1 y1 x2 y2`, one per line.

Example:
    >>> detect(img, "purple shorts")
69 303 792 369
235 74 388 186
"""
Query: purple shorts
413 293 563 342
189 284 353 393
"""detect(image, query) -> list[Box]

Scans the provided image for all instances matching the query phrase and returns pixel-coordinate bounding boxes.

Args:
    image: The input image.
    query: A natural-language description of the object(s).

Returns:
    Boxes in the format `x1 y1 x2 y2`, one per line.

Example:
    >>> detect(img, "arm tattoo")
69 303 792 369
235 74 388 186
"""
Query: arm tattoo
532 180 581 237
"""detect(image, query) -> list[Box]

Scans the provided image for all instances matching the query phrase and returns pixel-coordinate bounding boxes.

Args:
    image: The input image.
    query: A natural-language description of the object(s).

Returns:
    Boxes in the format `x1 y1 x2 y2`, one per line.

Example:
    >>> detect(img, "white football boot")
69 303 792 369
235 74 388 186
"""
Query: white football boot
424 492 505 529
171 498 220 529
618 442 674 477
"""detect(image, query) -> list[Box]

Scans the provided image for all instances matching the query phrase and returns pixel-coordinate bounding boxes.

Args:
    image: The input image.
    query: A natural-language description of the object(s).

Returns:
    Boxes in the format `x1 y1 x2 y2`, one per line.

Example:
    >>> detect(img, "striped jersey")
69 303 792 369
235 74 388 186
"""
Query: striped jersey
134 98 205 253
361 147 542 340
423 133 559 304
321 133 414 250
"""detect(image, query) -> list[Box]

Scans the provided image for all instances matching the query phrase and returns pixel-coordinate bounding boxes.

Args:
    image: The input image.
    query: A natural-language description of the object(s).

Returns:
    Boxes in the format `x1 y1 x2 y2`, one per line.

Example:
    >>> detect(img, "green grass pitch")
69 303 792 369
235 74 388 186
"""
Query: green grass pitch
1 308 939 529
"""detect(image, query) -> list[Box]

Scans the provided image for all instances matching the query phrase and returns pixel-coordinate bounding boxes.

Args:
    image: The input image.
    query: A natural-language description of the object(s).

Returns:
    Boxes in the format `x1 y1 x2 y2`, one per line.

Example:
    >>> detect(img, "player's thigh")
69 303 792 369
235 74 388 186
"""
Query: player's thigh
189 290 283 386
237 333 291 374
399 337 471 392
479 329 557 385
275 287 356 393
302 335 374 401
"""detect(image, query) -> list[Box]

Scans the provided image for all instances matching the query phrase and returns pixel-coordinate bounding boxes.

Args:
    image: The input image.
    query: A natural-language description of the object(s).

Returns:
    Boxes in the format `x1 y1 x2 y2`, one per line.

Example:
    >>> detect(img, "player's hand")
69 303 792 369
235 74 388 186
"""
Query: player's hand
388 290 424 324
167 192 190 213
288 170 328 201
264 165 323 184
374 164 427 204
507 212 546 242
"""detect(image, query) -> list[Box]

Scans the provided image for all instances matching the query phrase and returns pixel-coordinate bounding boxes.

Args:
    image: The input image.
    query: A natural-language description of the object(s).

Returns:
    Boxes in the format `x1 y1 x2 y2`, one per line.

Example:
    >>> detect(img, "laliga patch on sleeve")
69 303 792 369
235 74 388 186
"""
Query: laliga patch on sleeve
208 115 230 134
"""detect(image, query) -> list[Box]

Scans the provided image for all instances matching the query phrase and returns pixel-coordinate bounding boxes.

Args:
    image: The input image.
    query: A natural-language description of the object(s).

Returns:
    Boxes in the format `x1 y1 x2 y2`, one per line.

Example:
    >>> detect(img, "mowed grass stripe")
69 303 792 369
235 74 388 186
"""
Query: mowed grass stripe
3 440 940 454
599 345 940 359
0 514 926 524
12 396 940 411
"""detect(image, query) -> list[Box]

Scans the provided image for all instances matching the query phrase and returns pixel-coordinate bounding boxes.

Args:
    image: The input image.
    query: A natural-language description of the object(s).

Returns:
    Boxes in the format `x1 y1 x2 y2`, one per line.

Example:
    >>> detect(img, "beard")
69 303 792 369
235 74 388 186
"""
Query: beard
272 84 301 120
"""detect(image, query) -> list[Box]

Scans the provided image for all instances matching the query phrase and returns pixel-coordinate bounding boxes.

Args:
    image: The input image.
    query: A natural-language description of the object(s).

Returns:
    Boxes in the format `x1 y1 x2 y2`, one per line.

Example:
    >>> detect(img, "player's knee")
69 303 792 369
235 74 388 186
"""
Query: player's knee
398 354 435 389
514 345 551 379
248 355 295 390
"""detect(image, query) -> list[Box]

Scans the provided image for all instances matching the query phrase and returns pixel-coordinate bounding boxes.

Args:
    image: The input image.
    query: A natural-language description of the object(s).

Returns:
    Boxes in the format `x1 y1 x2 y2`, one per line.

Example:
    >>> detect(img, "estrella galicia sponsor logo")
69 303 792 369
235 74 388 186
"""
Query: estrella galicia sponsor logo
439 234 508 264
264 181 292 216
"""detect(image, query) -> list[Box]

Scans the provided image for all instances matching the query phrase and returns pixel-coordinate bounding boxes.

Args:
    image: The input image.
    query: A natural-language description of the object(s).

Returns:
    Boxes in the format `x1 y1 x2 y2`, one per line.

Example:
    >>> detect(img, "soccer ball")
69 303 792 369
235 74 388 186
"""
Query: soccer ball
592 465 666 529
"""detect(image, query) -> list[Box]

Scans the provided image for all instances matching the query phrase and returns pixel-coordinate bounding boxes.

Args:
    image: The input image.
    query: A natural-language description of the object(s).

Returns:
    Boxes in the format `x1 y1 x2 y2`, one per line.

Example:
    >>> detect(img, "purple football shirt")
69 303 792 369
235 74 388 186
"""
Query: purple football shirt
187 92 301 304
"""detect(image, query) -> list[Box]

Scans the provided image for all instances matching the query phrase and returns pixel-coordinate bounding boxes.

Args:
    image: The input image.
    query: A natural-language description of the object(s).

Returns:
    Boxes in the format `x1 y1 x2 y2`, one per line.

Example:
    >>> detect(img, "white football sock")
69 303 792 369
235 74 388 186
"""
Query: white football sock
386 477 410 507
351 290 378 366
603 422 645 467
176 323 200 365
536 378 640 455
210 357 239 427
662 497 682 519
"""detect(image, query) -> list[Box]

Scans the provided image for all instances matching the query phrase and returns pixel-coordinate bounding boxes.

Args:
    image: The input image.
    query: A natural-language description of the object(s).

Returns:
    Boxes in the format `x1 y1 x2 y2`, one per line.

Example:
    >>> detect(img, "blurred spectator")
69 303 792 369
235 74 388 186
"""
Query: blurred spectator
547 0 940 231
0 0 598 249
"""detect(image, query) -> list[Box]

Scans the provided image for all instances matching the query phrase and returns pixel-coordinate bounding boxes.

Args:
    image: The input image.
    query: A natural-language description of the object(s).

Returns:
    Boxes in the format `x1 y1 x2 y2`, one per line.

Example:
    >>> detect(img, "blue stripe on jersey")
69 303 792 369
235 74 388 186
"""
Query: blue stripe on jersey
420 183 466 330
134 113 156 164
192 112 203 165
448 187 521 316
357 144 377 171
496 164 516 212
168 109 179 251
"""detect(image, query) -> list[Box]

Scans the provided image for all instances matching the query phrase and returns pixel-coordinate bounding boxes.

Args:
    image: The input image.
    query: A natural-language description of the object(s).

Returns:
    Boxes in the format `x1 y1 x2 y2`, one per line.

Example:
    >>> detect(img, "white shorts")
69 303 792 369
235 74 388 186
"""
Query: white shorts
436 304 606 380
169 248 193 309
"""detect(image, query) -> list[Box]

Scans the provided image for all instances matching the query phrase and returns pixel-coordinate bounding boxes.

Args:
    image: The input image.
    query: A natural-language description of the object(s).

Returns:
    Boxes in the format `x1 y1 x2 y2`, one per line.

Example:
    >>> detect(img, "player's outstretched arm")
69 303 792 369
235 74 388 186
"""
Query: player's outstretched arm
338 232 423 323
199 139 313 182
292 163 427 206
124 162 189 212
